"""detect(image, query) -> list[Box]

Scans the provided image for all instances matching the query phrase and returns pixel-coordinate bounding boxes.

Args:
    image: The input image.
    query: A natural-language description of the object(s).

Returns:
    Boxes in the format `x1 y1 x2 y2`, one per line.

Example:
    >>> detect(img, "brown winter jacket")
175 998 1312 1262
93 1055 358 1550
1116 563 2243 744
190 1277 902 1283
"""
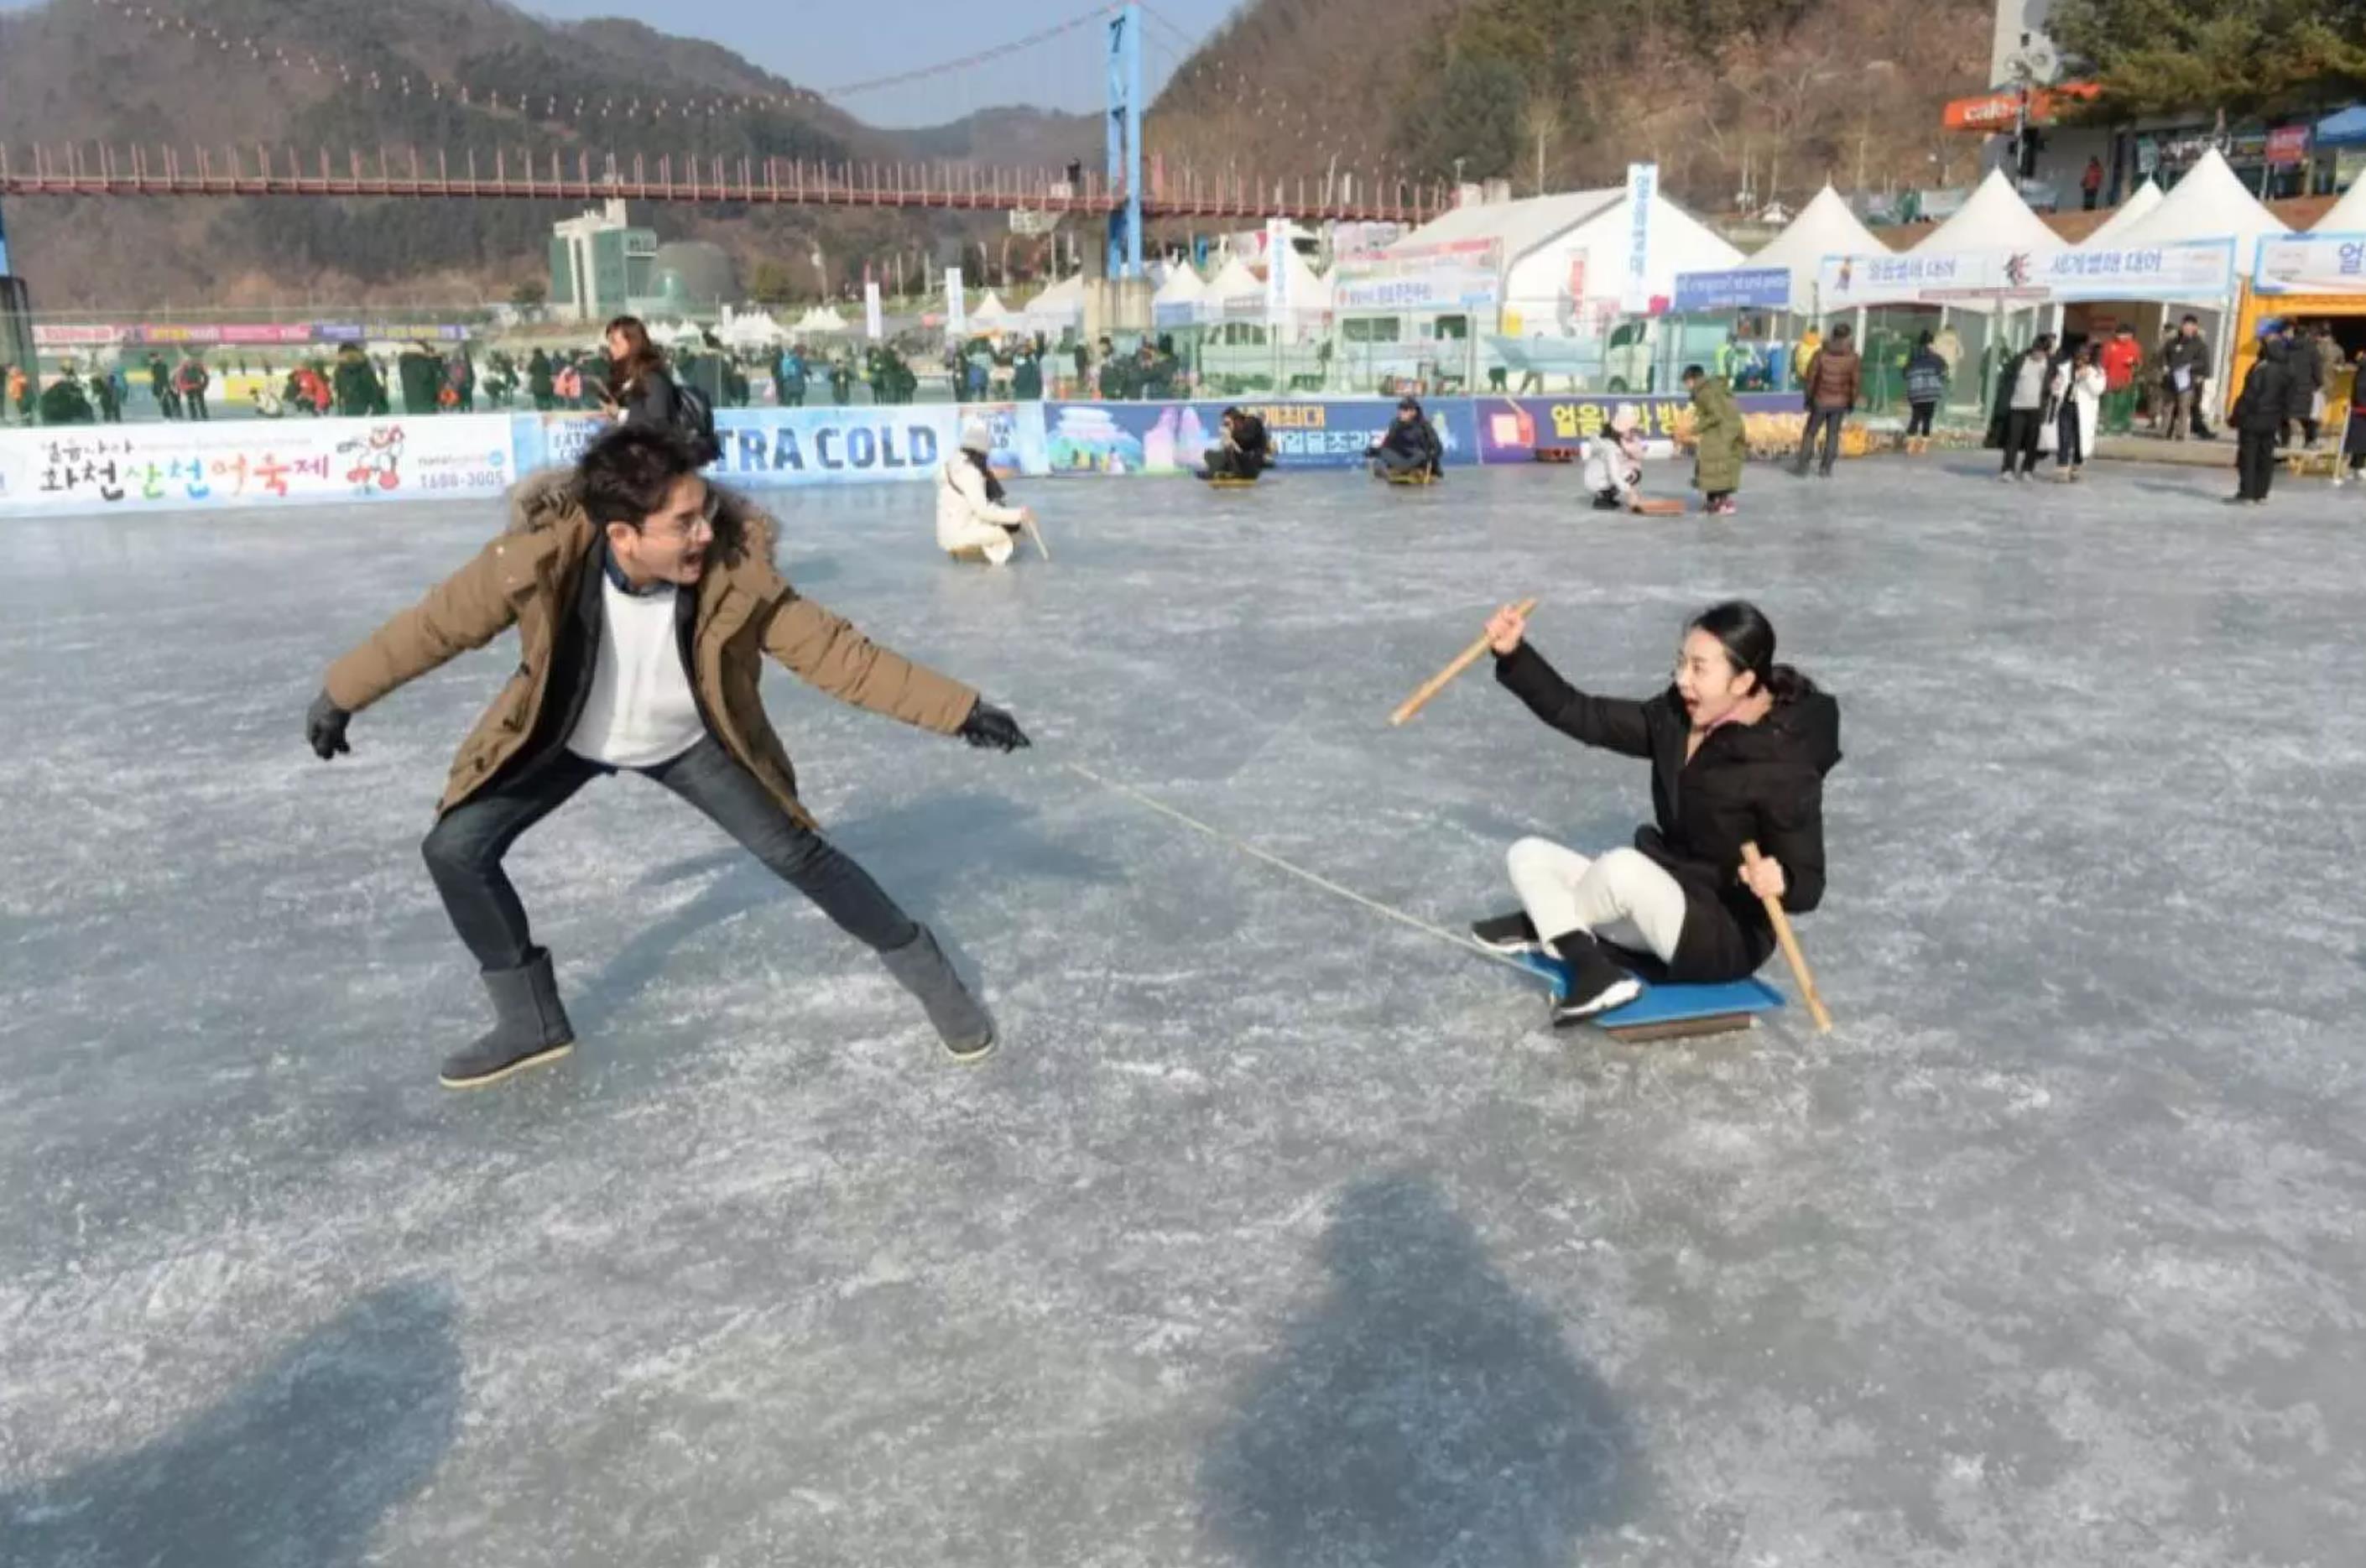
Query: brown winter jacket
323 471 979 825
1803 346 1862 411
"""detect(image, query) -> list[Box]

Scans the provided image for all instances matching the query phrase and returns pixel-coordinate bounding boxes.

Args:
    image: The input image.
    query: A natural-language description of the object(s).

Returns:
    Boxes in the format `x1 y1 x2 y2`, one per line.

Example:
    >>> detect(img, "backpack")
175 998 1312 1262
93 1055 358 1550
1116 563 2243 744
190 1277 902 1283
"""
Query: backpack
671 378 722 466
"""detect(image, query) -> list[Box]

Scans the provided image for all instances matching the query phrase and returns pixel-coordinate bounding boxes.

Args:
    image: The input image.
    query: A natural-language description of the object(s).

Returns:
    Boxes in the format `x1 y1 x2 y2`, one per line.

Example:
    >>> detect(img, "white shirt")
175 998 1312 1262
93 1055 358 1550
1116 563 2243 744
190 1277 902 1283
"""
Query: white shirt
565 574 705 768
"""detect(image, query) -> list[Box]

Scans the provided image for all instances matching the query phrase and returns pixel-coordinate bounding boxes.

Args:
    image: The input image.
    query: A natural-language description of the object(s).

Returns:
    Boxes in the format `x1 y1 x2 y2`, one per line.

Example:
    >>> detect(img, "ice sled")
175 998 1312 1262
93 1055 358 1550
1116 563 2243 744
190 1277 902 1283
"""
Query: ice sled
1507 950 1785 1043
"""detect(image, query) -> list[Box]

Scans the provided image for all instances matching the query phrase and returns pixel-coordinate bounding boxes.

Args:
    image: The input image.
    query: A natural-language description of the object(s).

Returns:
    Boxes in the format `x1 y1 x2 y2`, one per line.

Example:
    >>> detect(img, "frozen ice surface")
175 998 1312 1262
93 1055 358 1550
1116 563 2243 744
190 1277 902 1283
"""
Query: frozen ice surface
3 455 2364 1565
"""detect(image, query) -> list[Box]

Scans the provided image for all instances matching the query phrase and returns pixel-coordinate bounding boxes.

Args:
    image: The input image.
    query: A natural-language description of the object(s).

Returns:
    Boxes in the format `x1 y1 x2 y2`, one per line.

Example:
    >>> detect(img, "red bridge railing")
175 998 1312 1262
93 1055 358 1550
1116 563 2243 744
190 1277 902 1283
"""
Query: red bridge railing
0 144 1446 227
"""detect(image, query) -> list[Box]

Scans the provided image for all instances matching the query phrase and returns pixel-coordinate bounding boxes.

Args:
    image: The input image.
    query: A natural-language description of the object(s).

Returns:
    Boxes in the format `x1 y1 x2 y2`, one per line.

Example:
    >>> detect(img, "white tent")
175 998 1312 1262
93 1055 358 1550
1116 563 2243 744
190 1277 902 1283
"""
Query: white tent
1024 273 1086 329
1205 254 1266 313
717 306 785 351
1276 246 1331 312
2078 178 2164 247
1150 262 1208 326
1748 184 1890 309
2106 148 2285 250
792 305 850 335
971 289 1012 326
657 318 706 348
1910 168 2066 256
2316 176 2366 232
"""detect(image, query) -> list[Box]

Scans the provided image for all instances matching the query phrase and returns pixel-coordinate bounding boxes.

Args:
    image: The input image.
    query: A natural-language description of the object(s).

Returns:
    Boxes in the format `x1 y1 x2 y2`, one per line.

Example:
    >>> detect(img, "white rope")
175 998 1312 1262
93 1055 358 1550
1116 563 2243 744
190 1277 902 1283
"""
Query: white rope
1055 760 1533 976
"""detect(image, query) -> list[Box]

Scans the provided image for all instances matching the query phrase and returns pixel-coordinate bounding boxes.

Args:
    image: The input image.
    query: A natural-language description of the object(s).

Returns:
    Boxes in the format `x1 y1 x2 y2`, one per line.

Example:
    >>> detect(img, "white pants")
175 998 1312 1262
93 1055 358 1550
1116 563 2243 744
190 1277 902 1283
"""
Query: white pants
945 522 1016 565
1506 839 1688 964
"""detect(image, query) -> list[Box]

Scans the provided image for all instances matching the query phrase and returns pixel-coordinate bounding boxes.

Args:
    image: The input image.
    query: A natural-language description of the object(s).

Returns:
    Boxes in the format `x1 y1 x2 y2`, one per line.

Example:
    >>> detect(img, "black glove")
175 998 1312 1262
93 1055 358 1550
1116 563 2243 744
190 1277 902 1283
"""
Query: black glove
306 690 352 759
958 701 1030 753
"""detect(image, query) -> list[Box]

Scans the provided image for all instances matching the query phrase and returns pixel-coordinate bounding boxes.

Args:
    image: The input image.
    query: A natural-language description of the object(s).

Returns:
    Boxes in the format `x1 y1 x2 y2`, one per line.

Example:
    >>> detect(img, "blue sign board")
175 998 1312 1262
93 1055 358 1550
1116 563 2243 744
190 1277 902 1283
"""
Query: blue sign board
1672 267 1793 314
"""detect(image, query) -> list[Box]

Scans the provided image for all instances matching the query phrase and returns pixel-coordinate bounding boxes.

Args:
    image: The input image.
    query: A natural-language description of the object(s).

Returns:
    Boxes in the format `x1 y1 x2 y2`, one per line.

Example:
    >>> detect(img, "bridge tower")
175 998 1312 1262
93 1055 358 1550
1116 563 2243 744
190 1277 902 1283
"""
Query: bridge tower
1105 3 1144 280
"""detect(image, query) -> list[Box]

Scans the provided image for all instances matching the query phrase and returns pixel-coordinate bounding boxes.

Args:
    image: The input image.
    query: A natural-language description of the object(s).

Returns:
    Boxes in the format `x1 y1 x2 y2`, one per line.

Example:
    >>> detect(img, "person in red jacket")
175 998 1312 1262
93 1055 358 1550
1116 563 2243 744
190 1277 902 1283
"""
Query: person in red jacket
2098 324 2143 435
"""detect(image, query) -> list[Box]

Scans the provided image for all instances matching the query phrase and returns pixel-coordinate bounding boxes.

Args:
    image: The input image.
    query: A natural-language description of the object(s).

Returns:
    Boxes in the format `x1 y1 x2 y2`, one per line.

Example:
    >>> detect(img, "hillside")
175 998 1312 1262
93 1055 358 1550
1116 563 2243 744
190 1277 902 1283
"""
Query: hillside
0 0 1093 309
1147 0 1992 211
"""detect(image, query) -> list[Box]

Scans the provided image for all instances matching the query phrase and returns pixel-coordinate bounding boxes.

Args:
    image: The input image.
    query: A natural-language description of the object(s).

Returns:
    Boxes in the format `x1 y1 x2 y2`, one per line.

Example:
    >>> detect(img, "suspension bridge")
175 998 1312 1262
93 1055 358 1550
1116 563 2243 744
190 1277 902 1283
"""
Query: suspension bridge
0 1 1451 270
0 143 1445 227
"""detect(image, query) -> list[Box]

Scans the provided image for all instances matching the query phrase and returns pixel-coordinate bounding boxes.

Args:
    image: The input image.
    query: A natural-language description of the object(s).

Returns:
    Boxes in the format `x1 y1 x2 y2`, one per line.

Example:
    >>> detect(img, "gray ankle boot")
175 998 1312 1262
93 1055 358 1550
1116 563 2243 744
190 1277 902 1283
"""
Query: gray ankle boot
879 925 994 1061
440 947 576 1088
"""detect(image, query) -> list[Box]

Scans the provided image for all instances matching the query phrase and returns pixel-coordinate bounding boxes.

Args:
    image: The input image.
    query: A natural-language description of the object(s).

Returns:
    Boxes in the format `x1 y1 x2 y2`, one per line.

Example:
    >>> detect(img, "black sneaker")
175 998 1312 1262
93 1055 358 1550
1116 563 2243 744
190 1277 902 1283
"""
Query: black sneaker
1545 930 1644 1025
1471 912 1542 954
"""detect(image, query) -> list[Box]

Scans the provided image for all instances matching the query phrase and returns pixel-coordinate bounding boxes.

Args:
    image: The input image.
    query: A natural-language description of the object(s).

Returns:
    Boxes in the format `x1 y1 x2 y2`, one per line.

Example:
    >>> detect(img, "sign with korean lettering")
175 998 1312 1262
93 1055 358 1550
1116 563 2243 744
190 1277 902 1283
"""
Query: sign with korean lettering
1623 163 1658 313
0 414 512 513
1332 238 1501 311
2252 233 2366 296
1817 240 2234 305
1672 267 1793 314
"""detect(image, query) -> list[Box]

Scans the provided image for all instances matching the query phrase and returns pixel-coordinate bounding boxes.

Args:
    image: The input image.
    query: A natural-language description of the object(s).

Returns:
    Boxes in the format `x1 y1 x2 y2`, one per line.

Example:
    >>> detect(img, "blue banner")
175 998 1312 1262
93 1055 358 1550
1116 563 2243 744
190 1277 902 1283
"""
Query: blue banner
1043 397 1478 476
511 404 1051 487
1672 267 1794 314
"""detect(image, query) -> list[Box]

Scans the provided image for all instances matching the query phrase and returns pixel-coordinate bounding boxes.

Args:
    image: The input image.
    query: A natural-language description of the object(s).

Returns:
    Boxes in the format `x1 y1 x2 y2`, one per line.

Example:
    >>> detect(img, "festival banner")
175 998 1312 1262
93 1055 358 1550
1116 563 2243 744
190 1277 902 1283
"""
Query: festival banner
1043 398 1477 475
0 413 513 514
2252 233 2366 295
1470 393 1808 465
1331 239 1501 311
513 404 1050 488
1623 162 1660 314
1817 241 2235 306
1672 267 1793 314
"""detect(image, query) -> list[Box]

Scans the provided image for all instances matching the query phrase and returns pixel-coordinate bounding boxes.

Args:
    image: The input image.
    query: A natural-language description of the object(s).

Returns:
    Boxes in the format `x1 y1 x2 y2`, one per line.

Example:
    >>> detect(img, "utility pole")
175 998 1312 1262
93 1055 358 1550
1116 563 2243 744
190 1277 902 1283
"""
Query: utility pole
1106 3 1144 279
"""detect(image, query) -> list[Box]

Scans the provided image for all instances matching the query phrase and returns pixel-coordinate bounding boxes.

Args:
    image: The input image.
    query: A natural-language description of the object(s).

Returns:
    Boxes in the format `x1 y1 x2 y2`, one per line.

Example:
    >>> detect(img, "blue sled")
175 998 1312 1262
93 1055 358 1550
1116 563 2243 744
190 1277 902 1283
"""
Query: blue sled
1508 951 1784 1039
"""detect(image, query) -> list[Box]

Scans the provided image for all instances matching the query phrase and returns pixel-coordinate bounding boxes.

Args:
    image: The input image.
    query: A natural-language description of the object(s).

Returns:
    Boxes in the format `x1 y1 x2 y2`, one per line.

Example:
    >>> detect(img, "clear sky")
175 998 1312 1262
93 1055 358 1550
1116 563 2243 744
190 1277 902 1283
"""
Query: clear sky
519 0 1238 126
0 0 1240 127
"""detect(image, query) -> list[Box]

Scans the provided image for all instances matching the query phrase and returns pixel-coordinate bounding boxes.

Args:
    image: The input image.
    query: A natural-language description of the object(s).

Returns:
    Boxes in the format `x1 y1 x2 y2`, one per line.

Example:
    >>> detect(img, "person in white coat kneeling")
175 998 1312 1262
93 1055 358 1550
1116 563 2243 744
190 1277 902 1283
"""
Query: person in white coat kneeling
938 419 1037 564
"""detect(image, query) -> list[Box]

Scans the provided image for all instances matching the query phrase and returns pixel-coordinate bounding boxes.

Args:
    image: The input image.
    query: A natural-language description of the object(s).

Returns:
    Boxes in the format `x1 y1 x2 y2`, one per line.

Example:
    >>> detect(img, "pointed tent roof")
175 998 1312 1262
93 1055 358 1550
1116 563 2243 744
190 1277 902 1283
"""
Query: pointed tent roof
1206 254 1264 304
1748 185 1889 303
2080 178 2164 247
2108 148 2285 249
1278 246 1330 310
1910 167 2066 255
792 305 848 334
1151 262 1206 304
2314 171 2366 232
717 307 784 350
1024 273 1086 323
970 289 1012 324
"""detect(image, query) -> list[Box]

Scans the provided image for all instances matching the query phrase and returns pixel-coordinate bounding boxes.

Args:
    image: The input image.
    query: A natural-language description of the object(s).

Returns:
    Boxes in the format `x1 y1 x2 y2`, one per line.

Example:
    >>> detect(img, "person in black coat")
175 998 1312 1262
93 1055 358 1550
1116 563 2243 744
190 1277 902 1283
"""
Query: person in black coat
2229 336 2296 505
1470 599 1842 1024
1368 397 1444 478
599 315 681 432
1203 406 1273 479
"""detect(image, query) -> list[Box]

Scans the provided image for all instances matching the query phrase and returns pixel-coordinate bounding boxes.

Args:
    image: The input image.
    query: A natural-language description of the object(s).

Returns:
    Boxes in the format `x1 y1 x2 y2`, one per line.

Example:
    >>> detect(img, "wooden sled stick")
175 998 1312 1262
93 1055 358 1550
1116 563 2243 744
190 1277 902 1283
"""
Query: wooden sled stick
1741 841 1833 1033
1389 597 1537 727
1022 513 1051 561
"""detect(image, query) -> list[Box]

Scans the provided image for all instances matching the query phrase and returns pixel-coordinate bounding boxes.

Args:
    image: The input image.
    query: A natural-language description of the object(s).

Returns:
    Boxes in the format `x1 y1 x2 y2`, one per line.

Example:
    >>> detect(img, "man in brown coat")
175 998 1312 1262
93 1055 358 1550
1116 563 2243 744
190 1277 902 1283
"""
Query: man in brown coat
1791 322 1862 479
306 424 1031 1087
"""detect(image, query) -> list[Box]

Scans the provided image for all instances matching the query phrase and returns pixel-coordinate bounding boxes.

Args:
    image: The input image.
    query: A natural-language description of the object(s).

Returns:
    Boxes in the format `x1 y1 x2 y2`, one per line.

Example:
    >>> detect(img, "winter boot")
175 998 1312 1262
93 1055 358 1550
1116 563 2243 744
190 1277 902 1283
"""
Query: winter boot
440 947 575 1089
880 925 995 1062
1544 930 1644 1026
1470 911 1543 955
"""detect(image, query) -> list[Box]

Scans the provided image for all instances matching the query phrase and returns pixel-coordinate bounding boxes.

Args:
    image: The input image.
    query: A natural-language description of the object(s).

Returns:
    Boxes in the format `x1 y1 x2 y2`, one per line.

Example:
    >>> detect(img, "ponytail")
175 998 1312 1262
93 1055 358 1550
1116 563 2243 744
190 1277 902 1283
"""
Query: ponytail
965 445 1007 505
1764 663 1816 705
1688 600 1818 706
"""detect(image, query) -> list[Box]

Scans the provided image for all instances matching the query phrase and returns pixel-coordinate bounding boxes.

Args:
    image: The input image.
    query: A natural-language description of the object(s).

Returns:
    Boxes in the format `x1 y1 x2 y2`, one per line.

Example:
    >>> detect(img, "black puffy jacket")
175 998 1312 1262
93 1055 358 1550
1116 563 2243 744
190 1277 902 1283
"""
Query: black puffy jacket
2233 341 2296 435
1496 642 1842 982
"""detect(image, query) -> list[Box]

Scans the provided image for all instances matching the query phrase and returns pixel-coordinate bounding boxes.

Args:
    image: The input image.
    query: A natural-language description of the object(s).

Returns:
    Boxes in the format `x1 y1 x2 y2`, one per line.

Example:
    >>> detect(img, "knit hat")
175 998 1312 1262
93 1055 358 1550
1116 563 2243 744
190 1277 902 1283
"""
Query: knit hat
960 418 992 453
1608 404 1641 435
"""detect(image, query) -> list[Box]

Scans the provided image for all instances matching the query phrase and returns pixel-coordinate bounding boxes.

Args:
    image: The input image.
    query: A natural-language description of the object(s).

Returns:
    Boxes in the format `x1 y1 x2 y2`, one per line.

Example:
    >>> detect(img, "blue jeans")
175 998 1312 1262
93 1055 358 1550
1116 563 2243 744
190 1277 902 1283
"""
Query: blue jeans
421 736 917 972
